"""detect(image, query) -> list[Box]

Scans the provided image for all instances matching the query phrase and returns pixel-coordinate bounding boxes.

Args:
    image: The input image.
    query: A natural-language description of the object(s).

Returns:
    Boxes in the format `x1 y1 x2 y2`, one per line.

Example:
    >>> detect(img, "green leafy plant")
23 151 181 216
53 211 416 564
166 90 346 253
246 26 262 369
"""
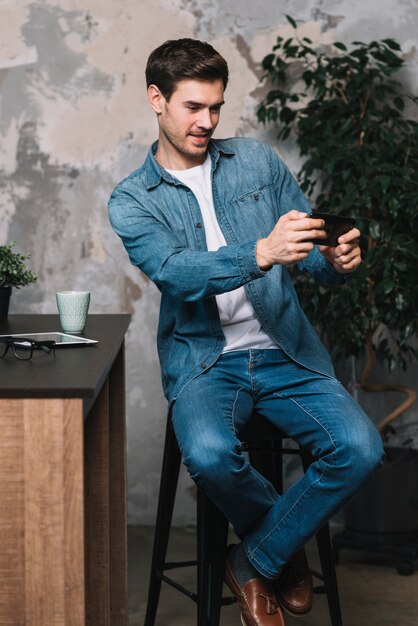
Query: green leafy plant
257 16 418 377
0 241 38 288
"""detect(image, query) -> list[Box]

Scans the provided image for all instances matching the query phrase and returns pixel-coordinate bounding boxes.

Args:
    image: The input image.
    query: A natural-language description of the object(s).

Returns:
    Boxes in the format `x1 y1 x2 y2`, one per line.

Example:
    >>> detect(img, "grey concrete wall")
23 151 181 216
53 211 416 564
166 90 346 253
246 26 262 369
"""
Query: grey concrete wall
1 0 417 525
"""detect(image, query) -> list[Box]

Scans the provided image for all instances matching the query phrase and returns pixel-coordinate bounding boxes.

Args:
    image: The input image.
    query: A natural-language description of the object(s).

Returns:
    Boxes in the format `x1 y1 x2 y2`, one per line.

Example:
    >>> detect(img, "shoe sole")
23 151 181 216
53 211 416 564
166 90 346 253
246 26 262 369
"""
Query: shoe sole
276 596 313 618
280 605 307 618
276 595 313 618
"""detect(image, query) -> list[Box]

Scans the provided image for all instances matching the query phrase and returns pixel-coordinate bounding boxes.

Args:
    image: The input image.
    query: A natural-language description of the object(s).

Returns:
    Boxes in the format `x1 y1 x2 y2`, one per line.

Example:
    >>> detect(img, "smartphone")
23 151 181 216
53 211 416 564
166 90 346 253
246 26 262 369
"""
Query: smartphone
309 211 356 247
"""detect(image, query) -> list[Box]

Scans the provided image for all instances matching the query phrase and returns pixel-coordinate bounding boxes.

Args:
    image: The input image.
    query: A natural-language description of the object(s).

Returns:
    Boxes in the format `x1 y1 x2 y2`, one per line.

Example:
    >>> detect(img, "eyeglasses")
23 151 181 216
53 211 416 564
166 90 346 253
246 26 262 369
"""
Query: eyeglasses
0 336 56 360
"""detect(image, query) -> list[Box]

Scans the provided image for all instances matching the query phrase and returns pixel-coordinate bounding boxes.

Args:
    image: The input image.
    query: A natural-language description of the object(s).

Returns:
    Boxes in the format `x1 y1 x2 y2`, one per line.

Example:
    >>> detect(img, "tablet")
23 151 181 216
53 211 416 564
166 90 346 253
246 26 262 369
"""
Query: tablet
0 332 98 346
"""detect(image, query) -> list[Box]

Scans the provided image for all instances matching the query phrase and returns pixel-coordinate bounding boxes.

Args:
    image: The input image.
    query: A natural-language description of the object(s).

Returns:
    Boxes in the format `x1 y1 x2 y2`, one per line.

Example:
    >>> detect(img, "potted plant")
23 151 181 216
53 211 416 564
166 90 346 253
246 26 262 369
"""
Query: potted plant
0 241 38 319
257 16 418 565
257 14 418 421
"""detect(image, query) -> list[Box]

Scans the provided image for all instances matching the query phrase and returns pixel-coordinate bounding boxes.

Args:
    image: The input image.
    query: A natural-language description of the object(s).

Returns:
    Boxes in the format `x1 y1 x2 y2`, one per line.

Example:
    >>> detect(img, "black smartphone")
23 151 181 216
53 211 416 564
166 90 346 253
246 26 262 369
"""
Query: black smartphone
309 211 356 247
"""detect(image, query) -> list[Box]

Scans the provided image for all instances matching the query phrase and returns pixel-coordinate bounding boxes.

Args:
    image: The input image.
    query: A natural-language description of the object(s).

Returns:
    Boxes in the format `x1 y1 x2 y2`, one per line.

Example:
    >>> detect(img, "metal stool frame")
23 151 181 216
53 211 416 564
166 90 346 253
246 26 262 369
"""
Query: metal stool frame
144 412 343 626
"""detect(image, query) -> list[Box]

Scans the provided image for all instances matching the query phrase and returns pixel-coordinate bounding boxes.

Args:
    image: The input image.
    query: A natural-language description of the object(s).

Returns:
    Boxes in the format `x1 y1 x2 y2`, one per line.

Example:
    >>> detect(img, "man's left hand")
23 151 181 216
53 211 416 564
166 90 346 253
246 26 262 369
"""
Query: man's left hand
318 227 362 274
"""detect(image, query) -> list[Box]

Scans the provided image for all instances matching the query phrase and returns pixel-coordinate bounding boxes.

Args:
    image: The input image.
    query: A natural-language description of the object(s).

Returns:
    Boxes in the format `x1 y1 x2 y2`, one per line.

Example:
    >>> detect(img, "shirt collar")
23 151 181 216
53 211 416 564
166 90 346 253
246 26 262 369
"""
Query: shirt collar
143 139 235 190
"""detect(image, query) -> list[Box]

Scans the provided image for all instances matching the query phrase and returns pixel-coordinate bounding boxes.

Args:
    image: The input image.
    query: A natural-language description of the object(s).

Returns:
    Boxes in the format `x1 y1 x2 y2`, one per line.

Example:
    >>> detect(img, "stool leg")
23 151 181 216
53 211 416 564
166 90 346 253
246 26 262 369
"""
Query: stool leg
144 417 182 626
249 442 283 493
315 524 343 626
197 490 230 626
300 450 343 625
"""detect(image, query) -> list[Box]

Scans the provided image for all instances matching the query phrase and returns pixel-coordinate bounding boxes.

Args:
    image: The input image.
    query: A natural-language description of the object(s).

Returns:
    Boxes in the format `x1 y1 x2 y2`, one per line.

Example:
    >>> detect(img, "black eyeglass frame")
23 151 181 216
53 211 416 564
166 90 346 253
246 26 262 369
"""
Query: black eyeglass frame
0 336 56 360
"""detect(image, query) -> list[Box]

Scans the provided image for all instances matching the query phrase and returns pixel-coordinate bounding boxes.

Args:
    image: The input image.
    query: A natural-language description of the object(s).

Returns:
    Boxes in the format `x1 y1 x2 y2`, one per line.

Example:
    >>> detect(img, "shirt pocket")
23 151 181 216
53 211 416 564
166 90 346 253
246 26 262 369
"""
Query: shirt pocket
231 184 276 236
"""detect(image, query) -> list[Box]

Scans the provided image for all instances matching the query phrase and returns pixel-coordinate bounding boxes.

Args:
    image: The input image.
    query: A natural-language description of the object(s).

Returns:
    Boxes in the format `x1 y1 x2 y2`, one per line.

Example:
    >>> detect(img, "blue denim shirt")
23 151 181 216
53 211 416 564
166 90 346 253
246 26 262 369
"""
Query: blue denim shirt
109 137 344 402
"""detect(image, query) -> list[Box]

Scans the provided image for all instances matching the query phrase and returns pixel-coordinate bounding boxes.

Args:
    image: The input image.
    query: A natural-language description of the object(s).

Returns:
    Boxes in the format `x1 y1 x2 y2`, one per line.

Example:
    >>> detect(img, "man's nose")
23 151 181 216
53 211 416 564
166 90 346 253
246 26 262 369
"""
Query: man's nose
196 109 214 129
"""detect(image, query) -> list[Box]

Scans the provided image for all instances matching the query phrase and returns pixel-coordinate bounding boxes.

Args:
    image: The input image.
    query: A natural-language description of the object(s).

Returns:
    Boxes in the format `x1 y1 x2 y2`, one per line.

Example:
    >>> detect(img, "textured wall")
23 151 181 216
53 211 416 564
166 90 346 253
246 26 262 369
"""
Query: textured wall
1 0 417 524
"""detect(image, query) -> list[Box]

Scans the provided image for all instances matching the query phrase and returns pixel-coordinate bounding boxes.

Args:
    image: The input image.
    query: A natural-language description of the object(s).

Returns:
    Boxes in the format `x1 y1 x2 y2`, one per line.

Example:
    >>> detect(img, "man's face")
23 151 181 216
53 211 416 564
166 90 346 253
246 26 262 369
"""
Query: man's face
148 78 225 169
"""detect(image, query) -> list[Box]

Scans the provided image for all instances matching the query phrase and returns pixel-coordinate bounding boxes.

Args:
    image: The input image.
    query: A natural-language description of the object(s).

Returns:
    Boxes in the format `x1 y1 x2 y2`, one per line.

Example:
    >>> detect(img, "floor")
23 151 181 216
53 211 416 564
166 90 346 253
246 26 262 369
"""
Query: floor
128 525 418 626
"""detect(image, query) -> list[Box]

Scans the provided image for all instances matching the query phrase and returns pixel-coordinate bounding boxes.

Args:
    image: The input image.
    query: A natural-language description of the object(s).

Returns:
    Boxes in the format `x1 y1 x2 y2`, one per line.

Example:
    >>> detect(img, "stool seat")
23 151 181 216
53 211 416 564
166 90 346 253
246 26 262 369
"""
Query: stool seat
144 412 343 626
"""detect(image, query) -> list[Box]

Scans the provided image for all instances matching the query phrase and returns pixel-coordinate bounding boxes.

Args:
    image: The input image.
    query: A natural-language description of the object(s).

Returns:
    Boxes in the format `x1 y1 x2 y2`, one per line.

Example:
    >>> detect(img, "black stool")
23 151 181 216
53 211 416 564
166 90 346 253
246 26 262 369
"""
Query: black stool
144 412 343 626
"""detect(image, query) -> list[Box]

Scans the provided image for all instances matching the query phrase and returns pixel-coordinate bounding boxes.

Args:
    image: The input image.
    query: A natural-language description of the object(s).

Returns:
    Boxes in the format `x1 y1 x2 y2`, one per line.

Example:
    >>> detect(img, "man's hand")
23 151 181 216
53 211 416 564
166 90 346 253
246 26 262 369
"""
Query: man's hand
256 210 327 269
318 227 362 274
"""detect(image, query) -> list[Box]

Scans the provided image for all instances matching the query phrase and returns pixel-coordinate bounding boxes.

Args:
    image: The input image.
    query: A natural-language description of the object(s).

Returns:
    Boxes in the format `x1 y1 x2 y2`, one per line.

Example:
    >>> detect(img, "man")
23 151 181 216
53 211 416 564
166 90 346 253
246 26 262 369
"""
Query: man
109 38 384 626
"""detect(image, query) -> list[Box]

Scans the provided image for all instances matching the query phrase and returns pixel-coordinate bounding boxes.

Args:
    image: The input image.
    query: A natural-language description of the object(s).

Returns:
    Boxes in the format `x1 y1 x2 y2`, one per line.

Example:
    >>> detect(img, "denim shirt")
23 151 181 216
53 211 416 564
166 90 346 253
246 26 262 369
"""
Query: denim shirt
109 137 344 402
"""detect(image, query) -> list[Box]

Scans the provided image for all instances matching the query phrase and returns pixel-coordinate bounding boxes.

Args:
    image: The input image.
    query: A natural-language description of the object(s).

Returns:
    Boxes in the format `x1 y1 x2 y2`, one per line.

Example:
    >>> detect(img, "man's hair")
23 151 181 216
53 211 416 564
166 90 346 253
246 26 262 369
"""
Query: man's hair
145 38 229 100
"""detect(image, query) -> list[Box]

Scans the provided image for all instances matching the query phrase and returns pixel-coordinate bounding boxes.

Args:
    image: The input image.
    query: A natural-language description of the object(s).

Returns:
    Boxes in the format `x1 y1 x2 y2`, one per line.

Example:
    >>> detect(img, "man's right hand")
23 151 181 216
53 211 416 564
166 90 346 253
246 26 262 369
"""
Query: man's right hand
256 210 326 270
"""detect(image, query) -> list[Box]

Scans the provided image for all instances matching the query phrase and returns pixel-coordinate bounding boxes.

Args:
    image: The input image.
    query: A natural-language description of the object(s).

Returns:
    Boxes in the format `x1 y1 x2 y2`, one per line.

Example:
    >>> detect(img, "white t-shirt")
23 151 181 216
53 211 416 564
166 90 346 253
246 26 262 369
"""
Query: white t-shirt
167 154 278 352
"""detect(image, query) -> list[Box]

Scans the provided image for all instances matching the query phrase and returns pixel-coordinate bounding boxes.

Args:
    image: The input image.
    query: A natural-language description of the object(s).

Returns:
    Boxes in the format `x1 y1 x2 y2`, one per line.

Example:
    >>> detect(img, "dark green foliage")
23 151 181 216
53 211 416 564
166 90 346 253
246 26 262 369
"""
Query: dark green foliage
257 23 418 371
0 241 38 288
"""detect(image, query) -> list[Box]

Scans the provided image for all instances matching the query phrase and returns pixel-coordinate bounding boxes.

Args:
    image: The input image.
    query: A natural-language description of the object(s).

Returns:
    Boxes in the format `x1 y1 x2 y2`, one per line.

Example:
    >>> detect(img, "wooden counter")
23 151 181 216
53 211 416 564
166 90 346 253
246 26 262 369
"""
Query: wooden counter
0 314 131 626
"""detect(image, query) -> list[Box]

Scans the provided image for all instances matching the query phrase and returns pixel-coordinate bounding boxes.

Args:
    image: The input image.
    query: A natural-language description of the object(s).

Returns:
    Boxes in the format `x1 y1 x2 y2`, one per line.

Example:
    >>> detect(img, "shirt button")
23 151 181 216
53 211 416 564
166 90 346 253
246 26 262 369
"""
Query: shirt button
254 193 260 201
196 223 202 229
200 362 206 369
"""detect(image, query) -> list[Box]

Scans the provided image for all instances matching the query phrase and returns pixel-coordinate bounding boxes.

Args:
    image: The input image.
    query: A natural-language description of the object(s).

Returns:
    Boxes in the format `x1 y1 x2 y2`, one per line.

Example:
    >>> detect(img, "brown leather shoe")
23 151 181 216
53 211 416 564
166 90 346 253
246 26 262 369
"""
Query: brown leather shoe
274 548 313 616
225 559 285 626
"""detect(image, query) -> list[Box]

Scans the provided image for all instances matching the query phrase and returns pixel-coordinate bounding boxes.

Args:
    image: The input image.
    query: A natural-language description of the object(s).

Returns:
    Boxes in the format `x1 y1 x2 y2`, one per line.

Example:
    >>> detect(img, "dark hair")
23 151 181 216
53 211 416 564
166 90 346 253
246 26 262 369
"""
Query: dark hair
145 38 229 100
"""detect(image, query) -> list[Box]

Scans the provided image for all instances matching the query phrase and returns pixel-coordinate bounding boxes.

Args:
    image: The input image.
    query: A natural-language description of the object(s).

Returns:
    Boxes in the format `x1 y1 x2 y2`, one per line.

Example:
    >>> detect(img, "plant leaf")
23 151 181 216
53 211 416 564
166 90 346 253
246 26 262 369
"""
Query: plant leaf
285 14 297 29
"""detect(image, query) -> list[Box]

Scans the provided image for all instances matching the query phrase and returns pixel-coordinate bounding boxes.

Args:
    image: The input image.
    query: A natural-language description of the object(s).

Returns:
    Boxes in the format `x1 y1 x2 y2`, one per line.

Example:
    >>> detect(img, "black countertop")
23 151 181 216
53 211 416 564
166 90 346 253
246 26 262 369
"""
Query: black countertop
0 314 131 398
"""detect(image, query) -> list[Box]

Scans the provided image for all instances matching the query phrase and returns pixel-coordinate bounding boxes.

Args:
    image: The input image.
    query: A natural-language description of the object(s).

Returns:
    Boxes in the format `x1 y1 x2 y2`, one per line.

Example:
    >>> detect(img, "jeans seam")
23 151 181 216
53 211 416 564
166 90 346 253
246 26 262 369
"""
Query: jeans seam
247 460 328 578
273 391 338 465
250 471 278 506
231 385 277 505
230 386 244 434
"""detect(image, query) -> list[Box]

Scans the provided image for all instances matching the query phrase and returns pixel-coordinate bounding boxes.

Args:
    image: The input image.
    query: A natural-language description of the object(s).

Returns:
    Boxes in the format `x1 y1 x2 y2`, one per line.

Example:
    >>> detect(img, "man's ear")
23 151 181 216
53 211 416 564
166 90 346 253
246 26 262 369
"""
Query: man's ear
148 84 165 114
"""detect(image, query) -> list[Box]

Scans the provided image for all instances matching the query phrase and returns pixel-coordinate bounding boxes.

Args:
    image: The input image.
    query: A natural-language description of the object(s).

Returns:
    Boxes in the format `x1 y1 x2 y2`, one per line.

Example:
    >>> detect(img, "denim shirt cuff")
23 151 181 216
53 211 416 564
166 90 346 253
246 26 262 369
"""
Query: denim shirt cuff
237 240 269 280
330 259 356 283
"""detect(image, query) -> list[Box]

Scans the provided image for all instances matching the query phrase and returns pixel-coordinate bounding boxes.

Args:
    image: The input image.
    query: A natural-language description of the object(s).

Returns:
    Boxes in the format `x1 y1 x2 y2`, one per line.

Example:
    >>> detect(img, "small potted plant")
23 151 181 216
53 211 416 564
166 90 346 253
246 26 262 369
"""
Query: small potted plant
0 241 38 319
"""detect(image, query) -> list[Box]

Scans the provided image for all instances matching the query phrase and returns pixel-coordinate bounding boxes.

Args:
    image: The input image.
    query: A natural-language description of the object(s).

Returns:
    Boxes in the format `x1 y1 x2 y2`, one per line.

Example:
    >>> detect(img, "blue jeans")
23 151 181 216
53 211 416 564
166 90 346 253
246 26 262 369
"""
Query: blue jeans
171 349 384 579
